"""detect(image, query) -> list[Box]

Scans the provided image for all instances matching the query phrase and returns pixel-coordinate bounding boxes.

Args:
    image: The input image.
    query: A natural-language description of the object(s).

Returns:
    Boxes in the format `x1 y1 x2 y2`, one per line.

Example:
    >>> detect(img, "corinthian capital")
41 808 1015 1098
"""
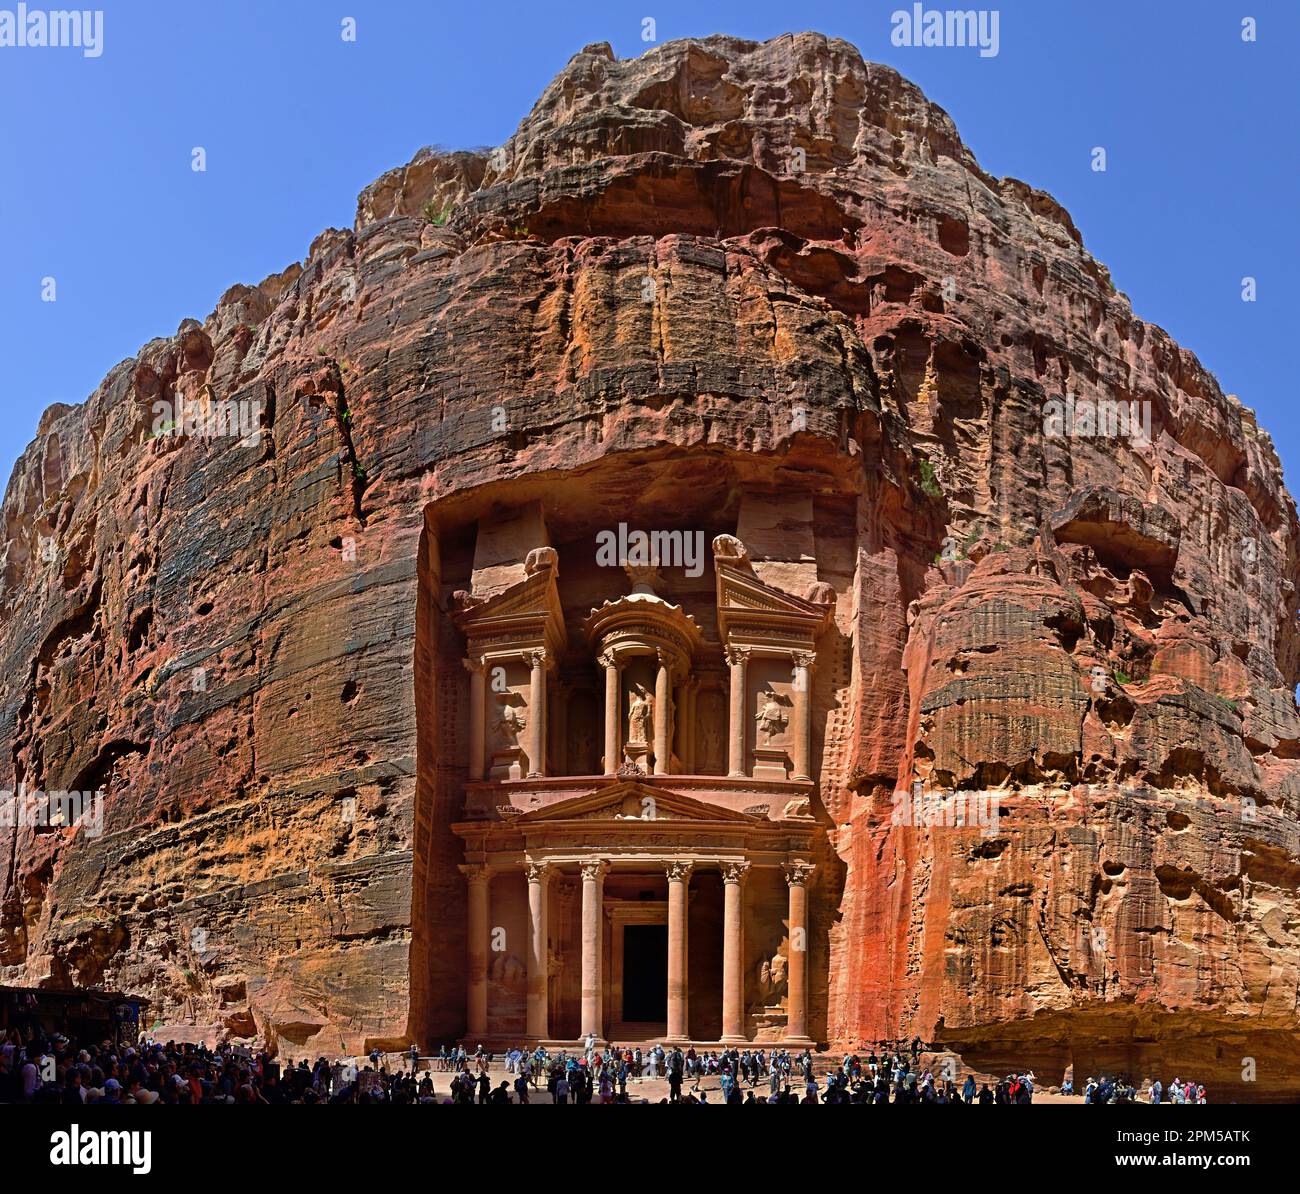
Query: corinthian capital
722 860 751 884
783 860 816 887
664 860 694 883
580 859 610 882
790 650 815 670
523 647 548 671
462 654 487 676
523 859 551 884
724 644 750 668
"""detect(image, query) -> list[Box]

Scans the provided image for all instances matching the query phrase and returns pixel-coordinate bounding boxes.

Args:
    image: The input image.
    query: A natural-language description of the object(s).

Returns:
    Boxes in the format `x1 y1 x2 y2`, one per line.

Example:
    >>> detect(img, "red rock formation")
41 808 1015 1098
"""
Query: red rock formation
2 33 1298 1098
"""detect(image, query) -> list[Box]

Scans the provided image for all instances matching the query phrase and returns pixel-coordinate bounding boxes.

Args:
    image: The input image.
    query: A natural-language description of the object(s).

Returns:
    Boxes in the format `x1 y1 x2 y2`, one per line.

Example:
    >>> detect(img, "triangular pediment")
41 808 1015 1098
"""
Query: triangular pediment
454 568 555 625
716 564 826 618
452 564 567 656
512 780 757 825
715 563 829 644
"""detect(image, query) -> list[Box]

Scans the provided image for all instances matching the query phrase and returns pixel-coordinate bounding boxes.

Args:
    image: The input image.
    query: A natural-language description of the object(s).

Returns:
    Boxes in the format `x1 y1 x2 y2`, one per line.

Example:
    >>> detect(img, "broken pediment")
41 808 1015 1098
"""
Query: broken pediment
715 559 832 649
453 555 567 660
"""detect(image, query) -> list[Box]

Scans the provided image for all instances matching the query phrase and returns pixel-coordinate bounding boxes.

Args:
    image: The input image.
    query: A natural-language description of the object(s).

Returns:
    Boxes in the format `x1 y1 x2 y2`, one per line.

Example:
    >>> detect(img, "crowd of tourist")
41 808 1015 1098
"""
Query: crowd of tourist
440 1038 1035 1104
0 1025 417 1104
0 1021 1207 1105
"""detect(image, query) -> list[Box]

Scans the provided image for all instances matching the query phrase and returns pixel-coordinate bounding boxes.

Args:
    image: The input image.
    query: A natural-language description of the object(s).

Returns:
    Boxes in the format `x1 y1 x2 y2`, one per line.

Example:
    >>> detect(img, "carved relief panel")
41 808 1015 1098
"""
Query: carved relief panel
696 687 728 776
749 656 795 780
486 657 531 780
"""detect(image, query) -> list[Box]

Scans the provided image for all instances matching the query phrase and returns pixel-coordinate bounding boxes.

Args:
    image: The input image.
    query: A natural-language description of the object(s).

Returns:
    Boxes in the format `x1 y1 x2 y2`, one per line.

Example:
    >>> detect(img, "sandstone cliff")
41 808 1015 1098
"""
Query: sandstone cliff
2 33 1298 1097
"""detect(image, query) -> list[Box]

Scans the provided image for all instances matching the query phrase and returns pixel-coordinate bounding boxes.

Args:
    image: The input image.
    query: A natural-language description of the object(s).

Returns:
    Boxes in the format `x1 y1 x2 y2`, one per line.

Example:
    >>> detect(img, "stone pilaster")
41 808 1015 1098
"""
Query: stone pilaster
463 656 487 781
790 650 815 783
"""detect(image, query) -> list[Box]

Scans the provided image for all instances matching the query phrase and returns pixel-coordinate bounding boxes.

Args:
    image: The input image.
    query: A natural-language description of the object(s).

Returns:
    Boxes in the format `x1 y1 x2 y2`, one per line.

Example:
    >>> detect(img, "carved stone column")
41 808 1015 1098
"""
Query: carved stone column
525 860 551 1039
790 650 815 783
579 859 608 1040
721 860 750 1042
725 646 749 778
600 651 619 776
653 650 673 776
460 864 491 1038
783 861 816 1044
525 648 548 778
464 656 487 781
665 860 693 1041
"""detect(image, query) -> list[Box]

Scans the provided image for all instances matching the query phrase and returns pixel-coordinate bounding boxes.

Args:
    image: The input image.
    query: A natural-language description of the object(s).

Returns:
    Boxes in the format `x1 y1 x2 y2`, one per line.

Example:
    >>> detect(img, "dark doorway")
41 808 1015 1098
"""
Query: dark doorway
622 925 668 1022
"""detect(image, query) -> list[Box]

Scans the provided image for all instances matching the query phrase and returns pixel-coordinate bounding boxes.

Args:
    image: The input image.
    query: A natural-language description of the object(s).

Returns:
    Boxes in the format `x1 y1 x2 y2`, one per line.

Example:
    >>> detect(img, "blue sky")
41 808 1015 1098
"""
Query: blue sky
1 0 1296 490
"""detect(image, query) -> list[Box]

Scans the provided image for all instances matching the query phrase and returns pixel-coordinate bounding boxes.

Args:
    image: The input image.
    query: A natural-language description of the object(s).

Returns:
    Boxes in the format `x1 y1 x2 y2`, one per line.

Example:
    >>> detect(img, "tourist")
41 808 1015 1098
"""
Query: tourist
1 1021 1215 1107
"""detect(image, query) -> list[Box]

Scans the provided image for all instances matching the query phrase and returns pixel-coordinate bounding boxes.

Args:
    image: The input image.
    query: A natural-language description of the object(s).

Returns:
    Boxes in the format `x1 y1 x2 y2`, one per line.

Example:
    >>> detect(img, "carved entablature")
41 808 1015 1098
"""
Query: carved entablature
450 778 818 866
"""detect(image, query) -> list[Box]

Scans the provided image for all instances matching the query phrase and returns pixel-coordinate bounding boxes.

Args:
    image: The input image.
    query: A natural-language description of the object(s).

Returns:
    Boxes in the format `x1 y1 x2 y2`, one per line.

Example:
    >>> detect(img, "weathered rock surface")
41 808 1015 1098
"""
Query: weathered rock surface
2 32 1298 1097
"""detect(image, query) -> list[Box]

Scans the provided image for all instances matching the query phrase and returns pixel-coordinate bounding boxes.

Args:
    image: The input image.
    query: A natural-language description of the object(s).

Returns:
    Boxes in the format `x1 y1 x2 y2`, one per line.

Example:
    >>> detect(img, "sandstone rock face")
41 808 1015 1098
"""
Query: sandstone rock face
2 33 1298 1097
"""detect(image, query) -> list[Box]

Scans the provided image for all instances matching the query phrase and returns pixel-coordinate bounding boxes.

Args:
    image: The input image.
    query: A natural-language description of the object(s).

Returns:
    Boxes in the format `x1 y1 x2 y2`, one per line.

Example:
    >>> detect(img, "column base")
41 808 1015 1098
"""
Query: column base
783 1035 815 1047
789 774 812 784
720 1034 749 1045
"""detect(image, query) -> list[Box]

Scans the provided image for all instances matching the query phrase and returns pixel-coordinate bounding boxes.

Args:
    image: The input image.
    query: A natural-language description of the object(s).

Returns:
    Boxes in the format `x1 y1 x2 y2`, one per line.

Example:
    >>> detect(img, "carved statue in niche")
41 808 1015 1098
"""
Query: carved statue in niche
756 950 788 1002
699 691 725 773
627 683 654 745
755 685 788 743
571 721 595 775
491 699 526 746
489 952 526 990
547 941 564 1012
